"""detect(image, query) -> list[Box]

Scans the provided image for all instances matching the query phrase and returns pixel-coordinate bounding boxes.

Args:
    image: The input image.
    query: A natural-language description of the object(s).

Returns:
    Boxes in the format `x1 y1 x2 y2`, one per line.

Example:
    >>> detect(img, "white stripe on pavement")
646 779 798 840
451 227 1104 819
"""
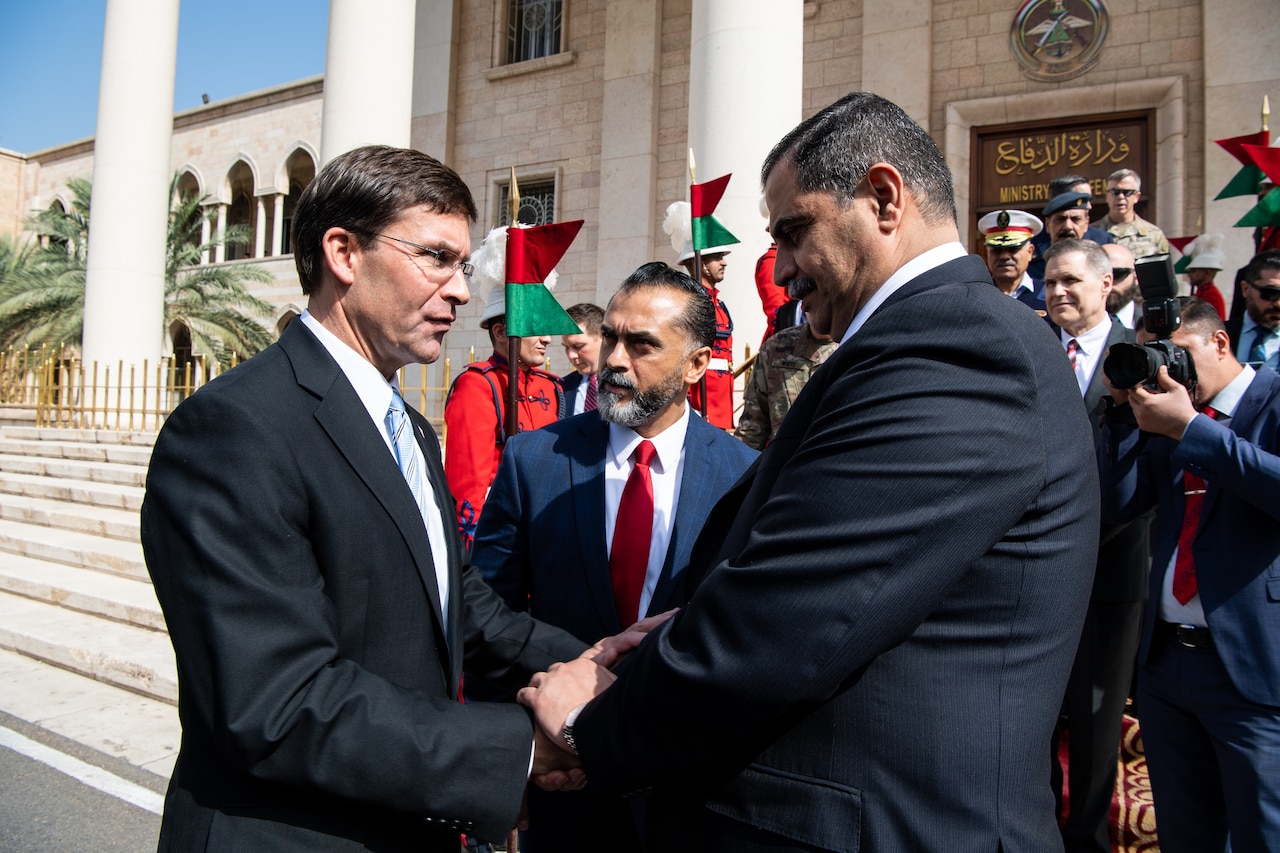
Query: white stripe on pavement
0 725 164 815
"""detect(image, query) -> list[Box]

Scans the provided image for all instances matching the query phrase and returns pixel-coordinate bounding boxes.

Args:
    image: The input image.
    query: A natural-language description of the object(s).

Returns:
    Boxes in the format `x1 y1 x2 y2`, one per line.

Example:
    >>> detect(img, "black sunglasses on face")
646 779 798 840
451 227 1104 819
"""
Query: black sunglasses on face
1112 267 1133 282
1252 284 1280 302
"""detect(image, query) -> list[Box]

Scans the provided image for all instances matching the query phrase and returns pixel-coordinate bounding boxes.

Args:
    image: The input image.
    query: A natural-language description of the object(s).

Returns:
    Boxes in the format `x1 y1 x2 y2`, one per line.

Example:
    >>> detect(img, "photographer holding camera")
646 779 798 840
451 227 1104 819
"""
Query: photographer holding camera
1099 295 1280 853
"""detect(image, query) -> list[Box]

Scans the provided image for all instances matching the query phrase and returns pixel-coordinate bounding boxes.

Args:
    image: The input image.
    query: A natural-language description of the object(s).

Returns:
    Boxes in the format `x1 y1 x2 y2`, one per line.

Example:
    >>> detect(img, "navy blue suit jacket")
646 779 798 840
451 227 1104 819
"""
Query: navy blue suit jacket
474 410 758 642
561 370 587 416
1101 365 1280 706
574 254 1099 852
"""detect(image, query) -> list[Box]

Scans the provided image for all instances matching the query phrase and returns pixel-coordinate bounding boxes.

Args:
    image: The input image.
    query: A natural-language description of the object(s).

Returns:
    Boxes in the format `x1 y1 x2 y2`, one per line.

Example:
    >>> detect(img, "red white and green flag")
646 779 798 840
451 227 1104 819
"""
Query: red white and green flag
689 174 740 251
1214 130 1271 200
1233 143 1280 228
503 220 584 337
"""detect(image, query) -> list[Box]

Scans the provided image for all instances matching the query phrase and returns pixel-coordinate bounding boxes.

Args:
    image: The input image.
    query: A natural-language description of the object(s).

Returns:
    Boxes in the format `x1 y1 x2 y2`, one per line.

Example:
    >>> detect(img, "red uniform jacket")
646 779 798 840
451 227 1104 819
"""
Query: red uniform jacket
687 285 735 430
444 353 562 545
755 244 788 346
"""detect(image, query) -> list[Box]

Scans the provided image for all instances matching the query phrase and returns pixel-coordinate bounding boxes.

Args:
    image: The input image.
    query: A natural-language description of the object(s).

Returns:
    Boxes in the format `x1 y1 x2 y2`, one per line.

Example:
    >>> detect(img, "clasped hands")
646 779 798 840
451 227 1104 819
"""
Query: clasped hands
524 609 676 793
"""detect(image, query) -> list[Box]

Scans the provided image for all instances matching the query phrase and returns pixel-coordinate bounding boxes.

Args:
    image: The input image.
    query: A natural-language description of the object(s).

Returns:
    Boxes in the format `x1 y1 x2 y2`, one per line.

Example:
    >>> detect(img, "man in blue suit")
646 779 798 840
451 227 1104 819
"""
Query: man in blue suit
473 261 758 852
1100 297 1280 853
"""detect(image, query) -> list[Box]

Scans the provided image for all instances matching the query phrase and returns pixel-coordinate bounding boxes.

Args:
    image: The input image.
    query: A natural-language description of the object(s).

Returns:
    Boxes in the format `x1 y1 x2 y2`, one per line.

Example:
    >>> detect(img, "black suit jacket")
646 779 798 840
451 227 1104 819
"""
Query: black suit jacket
141 320 586 851
574 254 1100 852
1073 316 1150 602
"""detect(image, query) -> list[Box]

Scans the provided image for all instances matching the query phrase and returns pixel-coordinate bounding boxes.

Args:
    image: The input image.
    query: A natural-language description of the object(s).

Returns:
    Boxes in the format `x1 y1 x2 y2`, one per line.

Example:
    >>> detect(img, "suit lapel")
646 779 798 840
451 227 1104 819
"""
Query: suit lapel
281 323 451 666
571 417 617 630
1083 318 1131 431
649 417 710 614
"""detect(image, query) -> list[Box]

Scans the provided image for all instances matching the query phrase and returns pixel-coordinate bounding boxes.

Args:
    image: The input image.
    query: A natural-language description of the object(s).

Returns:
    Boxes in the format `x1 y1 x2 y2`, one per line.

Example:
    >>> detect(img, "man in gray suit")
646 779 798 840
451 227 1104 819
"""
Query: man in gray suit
520 93 1099 851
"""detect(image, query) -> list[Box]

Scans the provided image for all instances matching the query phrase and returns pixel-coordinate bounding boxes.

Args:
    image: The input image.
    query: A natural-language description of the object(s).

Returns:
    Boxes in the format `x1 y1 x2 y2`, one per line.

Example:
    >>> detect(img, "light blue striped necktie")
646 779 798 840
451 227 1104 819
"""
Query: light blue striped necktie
1249 327 1276 366
387 388 425 513
385 387 449 623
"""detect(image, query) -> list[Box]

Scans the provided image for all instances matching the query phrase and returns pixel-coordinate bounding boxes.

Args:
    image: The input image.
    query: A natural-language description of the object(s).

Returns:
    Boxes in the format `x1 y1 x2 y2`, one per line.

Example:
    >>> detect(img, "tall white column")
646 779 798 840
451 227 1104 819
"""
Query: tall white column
254 196 267 258
320 0 417 164
689 0 803 357
81 0 180 370
214 204 227 264
272 194 285 257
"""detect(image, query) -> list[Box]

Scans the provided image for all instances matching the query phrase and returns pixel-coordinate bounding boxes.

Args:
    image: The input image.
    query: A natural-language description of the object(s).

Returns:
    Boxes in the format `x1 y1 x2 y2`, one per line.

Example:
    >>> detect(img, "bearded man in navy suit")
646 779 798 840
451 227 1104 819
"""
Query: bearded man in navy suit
519 93 1099 851
474 261 757 852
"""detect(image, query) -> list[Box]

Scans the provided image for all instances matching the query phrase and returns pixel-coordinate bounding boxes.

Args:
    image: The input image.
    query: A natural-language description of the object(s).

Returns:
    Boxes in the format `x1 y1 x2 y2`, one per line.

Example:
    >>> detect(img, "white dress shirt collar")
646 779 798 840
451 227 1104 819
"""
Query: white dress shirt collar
840 242 968 345
300 311 397 451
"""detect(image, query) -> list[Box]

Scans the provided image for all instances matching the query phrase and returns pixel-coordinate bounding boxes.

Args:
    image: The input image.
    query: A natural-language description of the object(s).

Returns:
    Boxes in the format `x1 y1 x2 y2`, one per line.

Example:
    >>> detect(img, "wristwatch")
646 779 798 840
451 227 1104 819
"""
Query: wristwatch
560 704 584 755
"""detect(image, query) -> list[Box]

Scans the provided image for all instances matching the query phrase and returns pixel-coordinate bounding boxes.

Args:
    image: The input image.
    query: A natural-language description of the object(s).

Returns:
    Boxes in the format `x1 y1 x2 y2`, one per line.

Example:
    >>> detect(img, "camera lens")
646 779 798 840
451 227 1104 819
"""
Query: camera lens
1103 343 1158 390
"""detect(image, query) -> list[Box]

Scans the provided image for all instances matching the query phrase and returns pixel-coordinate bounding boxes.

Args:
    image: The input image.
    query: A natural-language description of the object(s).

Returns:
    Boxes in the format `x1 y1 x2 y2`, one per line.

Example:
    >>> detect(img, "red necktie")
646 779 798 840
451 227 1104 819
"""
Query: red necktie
585 372 598 412
1066 338 1079 371
610 440 656 627
1173 407 1217 604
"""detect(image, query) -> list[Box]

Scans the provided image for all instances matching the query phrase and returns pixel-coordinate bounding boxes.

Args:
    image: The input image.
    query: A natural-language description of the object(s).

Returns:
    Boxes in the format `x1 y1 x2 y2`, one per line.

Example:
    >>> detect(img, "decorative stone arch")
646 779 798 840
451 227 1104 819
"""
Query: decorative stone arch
221 156 261 262
173 164 205 200
274 143 319 194
275 305 302 335
273 147 319 256
216 153 261 203
943 77 1186 247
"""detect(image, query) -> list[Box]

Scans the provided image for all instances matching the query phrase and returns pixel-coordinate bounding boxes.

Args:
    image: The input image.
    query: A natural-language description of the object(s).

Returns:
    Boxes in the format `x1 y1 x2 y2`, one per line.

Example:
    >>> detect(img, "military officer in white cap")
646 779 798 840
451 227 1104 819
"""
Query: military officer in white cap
978 208 1045 314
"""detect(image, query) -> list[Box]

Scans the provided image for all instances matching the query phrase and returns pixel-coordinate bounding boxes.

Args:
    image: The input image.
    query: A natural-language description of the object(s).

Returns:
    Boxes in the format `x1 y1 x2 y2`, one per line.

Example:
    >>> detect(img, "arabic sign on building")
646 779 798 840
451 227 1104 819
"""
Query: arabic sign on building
973 112 1152 215
1010 0 1110 82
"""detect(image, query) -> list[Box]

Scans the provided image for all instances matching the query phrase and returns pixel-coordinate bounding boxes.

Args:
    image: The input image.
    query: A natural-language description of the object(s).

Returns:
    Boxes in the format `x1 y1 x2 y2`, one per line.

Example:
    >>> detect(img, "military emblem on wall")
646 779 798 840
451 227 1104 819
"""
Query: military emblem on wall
1010 0 1110 82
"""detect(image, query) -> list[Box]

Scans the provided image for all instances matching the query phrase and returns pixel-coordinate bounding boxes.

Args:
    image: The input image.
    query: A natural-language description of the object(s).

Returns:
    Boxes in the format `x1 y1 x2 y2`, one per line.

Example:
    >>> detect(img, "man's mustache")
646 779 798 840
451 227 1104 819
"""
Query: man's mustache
786 278 817 300
599 368 636 390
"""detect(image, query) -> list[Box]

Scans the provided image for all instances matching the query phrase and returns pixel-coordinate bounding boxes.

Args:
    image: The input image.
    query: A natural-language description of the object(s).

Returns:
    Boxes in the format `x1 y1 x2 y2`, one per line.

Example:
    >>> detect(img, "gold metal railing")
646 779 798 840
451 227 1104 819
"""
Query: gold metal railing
0 345 458 433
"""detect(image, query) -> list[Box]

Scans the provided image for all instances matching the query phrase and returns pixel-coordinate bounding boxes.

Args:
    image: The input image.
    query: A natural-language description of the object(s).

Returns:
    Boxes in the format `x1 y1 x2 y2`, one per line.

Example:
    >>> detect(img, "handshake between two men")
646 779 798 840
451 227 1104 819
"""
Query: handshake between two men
524 609 679 792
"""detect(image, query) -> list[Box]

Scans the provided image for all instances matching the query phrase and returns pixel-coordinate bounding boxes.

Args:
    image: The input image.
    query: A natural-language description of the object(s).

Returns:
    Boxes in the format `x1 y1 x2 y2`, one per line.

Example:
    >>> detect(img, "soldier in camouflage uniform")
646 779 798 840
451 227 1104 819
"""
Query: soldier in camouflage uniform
734 321 838 450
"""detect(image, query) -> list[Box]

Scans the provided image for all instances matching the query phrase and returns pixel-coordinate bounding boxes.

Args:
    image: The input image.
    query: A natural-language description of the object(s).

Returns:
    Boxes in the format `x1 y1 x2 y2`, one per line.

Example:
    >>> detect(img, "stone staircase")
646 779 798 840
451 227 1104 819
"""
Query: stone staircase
0 426 177 707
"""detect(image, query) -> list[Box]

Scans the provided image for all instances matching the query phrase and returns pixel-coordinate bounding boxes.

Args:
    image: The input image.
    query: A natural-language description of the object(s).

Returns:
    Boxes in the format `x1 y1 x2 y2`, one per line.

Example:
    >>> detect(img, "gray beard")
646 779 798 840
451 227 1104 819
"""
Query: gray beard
597 365 686 429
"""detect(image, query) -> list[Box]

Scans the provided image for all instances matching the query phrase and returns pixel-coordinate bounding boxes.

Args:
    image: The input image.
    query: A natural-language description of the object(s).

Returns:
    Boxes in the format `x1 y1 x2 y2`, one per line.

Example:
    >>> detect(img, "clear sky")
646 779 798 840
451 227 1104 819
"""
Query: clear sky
0 0 328 154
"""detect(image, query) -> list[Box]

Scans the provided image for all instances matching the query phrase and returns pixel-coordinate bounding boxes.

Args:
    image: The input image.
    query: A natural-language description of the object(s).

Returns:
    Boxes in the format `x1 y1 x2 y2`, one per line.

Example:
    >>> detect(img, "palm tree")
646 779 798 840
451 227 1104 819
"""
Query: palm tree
0 175 275 365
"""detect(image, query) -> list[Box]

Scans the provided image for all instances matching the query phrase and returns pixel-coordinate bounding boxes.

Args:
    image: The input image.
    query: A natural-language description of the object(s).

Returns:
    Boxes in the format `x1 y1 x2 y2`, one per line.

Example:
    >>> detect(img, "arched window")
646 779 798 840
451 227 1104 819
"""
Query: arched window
225 161 255 262
281 150 316 255
174 171 203 255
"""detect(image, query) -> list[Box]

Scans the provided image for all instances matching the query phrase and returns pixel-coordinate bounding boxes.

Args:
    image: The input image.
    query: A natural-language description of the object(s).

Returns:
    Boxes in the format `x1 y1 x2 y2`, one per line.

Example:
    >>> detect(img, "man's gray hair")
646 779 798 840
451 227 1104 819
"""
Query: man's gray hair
1043 238 1112 282
1107 168 1141 189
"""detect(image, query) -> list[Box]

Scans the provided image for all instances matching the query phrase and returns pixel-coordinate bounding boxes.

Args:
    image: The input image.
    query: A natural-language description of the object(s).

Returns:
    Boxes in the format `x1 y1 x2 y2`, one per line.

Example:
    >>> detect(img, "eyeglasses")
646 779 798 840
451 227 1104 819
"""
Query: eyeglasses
1107 188 1139 198
374 233 474 281
1112 267 1134 281
1252 284 1280 302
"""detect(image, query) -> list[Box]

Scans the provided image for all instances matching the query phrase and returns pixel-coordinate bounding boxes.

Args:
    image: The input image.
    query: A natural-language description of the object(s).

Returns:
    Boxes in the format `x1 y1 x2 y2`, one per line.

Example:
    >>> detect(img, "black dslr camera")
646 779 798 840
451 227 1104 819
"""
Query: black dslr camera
1102 254 1196 391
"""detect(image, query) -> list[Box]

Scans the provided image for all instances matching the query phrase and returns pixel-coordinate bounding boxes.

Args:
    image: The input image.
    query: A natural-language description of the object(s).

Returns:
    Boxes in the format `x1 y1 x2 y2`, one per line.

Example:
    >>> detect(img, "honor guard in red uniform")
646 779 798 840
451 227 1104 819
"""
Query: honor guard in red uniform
682 252 735 430
664 200 738 430
445 271 563 546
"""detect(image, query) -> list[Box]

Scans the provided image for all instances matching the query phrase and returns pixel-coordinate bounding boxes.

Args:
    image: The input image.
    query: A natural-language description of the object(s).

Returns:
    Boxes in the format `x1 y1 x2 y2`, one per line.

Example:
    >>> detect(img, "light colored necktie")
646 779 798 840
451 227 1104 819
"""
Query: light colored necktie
386 388 449 622
1249 327 1275 365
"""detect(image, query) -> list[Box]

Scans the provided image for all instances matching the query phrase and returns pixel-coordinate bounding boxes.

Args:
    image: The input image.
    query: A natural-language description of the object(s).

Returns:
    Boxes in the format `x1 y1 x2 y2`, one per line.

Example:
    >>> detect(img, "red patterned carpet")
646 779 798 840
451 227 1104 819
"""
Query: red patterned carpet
1060 714 1161 852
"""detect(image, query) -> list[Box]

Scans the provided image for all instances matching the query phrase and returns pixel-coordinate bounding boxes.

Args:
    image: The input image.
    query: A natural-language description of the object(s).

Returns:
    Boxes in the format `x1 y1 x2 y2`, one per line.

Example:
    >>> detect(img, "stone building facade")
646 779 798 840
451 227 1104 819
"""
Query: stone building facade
4 0 1276 422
